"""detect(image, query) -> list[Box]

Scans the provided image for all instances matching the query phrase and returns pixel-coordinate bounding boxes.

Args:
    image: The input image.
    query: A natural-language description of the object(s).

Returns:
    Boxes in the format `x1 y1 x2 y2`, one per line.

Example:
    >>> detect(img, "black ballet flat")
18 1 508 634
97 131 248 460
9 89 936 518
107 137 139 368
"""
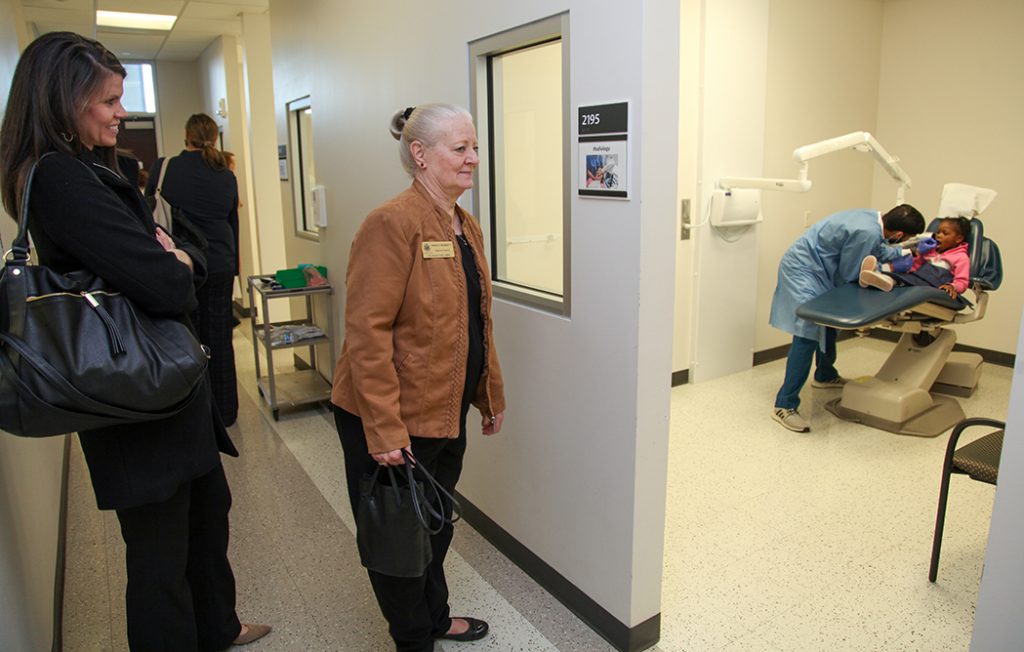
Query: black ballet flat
438 617 489 641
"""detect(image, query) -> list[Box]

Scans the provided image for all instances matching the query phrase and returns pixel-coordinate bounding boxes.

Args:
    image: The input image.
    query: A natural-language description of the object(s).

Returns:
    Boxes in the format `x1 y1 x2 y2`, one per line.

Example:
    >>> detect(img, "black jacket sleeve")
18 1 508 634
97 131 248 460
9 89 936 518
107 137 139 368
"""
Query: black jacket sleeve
29 153 199 317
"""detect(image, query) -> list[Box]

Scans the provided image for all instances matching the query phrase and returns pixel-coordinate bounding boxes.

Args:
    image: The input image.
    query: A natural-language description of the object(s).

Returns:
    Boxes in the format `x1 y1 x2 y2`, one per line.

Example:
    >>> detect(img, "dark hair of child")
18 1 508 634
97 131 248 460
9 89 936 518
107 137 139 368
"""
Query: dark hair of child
941 216 971 242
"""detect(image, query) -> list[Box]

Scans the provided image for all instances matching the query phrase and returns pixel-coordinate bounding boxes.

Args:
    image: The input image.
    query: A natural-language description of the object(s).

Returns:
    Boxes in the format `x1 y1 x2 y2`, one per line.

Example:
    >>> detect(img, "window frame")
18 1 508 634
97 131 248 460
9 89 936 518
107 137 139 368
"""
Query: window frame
120 61 157 115
469 13 571 316
286 95 319 241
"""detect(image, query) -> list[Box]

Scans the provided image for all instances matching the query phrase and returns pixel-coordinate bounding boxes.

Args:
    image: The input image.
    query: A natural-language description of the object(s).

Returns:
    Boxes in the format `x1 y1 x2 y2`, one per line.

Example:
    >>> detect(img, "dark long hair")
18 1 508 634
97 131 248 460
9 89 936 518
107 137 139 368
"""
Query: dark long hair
184 113 229 171
0 31 126 218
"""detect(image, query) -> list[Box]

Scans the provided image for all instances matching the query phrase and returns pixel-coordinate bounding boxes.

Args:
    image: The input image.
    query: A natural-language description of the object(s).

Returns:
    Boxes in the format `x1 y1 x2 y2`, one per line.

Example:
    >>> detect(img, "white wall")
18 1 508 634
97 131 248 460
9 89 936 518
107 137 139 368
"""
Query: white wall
198 33 285 319
873 0 1024 356
267 0 677 629
240 12 288 288
755 0 883 353
0 5 66 650
153 60 203 157
0 436 65 652
677 0 883 378
687 0 770 382
972 307 1024 649
672 1 700 376
0 0 23 250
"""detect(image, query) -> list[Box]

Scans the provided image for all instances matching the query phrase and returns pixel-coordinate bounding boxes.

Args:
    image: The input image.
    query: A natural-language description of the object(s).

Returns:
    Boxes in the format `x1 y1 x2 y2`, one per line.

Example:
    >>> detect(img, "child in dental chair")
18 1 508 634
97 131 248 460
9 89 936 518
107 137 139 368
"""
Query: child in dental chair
859 217 971 299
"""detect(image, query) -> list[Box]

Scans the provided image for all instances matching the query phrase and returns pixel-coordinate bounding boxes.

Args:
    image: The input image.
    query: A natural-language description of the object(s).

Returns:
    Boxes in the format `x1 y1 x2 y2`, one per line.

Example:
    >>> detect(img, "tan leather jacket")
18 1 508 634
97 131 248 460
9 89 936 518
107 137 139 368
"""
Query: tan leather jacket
331 180 506 454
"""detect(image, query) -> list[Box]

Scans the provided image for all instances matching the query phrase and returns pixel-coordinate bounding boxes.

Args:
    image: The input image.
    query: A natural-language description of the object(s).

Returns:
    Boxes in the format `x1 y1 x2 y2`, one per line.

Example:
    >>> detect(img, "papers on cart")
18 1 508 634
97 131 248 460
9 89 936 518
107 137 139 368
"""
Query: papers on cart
269 324 325 346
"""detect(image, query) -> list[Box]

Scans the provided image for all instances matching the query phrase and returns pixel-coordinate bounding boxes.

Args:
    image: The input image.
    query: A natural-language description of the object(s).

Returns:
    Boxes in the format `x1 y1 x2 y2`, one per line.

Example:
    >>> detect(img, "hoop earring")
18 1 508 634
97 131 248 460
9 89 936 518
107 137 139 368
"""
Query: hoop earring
60 132 74 142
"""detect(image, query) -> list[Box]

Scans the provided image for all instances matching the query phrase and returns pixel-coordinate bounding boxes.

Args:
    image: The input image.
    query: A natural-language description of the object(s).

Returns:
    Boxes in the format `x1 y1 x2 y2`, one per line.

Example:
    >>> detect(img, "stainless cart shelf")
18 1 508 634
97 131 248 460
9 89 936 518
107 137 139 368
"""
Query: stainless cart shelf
247 274 335 420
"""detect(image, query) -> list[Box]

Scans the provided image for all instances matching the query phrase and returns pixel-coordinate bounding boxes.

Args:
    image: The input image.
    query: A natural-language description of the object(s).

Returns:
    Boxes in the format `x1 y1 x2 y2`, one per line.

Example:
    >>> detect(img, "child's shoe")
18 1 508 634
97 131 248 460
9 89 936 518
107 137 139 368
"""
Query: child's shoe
859 255 878 288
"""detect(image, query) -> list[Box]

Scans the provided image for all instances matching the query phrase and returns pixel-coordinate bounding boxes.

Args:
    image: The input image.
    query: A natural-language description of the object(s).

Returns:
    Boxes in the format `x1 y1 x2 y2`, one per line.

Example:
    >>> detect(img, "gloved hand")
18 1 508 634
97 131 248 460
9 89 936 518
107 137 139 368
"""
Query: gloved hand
891 254 914 274
916 237 938 255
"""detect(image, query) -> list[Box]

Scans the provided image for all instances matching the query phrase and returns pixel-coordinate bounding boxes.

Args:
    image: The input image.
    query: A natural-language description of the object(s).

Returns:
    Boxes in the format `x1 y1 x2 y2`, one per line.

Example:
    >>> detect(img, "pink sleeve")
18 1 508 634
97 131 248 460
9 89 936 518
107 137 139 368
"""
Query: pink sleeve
949 251 971 294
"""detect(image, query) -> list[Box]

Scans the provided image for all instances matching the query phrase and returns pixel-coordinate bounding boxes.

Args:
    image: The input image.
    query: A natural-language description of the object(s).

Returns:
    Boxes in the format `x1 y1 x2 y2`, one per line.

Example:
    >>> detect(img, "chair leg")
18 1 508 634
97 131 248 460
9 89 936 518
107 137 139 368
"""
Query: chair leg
929 464 954 582
928 417 1005 582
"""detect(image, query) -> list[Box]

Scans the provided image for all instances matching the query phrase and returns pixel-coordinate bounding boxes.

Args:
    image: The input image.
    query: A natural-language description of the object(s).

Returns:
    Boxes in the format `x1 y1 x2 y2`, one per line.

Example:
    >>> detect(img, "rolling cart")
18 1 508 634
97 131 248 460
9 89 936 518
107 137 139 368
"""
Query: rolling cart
247 274 335 420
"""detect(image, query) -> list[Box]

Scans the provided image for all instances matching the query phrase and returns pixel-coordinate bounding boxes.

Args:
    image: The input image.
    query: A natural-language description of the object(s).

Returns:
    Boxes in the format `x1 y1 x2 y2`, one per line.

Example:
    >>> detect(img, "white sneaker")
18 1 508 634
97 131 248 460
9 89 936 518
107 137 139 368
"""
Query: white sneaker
858 255 878 288
771 407 810 432
811 376 847 389
860 268 895 292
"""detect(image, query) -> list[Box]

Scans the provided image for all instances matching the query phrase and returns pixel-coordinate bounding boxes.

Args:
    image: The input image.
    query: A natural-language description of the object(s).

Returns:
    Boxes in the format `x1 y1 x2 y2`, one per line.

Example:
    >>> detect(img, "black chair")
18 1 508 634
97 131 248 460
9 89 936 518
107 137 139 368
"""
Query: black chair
929 417 1005 582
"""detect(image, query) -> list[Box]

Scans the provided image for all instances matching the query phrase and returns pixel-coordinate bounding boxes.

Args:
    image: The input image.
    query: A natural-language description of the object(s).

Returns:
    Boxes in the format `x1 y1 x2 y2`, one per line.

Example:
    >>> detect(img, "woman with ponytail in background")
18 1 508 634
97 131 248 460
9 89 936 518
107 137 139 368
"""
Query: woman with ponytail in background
146 114 241 426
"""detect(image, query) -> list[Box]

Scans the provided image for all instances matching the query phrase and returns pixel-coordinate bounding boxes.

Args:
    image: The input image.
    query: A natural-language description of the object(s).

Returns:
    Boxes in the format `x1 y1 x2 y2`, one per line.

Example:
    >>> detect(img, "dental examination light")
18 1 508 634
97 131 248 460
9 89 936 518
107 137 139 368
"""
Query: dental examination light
700 131 913 231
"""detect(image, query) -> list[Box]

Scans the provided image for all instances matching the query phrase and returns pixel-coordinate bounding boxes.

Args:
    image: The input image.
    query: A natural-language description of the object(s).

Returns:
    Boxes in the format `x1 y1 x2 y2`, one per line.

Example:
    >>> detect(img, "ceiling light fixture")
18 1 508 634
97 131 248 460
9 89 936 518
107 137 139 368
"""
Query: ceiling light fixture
96 10 177 31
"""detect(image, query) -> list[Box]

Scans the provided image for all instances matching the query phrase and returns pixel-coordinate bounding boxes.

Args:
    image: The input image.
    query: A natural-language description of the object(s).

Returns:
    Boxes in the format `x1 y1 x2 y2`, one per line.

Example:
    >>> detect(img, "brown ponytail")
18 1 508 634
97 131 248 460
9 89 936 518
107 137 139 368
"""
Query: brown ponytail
184 113 228 171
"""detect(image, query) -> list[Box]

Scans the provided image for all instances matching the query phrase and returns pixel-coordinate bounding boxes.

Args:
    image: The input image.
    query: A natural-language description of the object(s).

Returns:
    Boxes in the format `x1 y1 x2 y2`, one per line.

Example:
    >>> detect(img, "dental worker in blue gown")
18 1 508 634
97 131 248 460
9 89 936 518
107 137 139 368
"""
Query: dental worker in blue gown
769 204 925 432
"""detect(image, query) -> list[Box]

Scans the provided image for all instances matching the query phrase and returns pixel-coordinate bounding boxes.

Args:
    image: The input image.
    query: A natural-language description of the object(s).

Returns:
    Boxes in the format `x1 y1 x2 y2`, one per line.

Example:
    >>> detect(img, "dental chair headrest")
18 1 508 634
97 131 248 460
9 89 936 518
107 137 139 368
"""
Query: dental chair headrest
927 217 1002 291
937 183 997 218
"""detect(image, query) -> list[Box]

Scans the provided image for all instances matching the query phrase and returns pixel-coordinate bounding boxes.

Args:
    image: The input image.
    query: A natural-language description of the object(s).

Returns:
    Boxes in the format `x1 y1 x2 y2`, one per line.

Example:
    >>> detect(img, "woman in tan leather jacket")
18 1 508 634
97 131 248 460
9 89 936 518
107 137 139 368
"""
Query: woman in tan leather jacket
331 104 506 652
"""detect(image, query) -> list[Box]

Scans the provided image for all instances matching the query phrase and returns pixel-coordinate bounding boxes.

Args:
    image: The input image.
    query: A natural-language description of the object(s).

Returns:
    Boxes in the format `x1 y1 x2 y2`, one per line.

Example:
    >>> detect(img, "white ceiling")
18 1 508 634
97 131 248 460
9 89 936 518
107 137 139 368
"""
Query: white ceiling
20 0 270 62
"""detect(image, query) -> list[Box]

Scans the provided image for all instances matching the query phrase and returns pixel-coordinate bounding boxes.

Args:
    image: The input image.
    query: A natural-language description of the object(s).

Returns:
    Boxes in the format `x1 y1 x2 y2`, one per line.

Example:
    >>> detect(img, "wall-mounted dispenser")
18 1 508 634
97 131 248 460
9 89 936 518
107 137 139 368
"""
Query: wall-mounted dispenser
708 188 762 227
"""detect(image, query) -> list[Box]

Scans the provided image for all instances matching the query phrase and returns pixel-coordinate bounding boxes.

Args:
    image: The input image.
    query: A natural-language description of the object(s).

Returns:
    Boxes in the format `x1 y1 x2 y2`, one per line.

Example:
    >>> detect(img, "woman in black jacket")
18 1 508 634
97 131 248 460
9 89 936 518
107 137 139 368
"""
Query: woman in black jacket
0 32 269 650
147 113 241 426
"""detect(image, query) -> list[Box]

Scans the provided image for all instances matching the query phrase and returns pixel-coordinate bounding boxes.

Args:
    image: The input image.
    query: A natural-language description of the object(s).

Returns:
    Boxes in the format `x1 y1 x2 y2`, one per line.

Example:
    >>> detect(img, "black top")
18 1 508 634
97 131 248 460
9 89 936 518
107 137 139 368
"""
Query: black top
29 149 236 510
146 151 239 276
456 234 484 420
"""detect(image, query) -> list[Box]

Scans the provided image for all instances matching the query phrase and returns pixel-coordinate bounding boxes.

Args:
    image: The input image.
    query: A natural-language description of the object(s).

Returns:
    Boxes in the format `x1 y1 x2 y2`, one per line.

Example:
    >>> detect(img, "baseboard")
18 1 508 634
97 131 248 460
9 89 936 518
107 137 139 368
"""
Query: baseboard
232 299 253 319
753 331 1015 369
671 369 689 387
53 435 71 652
752 343 790 366
456 495 660 652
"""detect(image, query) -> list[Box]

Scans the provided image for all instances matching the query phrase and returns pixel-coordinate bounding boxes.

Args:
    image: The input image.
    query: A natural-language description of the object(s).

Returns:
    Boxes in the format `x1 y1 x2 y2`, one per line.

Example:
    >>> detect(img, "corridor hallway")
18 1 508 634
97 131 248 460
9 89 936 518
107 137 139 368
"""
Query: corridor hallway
60 329 1010 650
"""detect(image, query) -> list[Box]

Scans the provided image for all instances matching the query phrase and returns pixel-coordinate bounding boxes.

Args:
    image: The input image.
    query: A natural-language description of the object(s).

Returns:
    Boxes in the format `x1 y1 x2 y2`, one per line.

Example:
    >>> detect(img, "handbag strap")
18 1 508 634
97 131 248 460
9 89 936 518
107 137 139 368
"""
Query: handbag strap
402 449 462 532
155 155 175 200
359 451 463 536
7 152 58 265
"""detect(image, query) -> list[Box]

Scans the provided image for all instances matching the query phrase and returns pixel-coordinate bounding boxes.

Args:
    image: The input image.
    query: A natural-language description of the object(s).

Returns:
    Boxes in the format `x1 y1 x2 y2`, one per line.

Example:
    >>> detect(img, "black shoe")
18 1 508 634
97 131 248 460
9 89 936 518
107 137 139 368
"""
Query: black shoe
438 617 489 641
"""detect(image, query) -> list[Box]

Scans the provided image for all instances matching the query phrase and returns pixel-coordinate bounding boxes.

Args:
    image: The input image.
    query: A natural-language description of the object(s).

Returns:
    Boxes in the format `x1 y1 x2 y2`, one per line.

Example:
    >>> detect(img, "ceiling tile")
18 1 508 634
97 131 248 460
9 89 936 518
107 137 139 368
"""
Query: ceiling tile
22 0 93 9
19 0 266 62
97 0 186 15
21 6 93 22
171 16 243 37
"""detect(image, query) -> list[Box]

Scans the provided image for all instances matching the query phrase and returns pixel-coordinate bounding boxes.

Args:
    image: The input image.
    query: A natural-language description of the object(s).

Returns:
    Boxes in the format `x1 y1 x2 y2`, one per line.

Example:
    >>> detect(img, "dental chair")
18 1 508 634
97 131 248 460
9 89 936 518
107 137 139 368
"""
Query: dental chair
795 217 1003 437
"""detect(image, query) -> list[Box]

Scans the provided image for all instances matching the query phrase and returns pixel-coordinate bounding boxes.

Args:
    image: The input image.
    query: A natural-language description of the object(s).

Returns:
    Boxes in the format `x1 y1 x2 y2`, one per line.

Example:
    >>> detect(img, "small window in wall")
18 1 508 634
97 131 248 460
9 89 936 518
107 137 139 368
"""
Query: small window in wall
470 14 570 314
287 96 318 239
121 63 156 113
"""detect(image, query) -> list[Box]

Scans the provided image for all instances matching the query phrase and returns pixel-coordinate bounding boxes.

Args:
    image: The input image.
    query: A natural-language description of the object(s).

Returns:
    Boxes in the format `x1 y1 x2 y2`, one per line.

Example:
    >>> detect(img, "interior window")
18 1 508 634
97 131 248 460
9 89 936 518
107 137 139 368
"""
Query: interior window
470 14 570 314
287 96 318 238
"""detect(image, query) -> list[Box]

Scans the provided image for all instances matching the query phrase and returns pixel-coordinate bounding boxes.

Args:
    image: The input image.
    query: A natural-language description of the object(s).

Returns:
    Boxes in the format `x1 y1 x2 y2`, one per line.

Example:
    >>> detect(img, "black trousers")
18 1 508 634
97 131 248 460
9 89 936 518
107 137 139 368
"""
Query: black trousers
195 272 239 426
335 407 468 652
115 462 241 651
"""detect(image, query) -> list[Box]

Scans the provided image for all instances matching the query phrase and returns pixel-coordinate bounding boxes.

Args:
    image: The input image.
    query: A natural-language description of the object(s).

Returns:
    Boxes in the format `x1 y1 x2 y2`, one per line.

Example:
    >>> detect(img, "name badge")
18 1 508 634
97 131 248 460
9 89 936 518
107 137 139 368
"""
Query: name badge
421 241 455 259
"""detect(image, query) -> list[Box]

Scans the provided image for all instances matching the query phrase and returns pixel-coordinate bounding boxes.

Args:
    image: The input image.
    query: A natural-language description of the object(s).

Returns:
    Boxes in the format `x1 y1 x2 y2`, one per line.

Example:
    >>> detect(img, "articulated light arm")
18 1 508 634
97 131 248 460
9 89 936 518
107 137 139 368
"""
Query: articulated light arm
718 131 912 203
793 131 912 203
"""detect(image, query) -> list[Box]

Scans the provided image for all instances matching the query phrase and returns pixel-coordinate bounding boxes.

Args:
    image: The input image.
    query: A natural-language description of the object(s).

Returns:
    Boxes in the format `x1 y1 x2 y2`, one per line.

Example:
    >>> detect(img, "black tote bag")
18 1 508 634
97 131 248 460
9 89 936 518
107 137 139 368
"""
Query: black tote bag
356 450 462 578
0 153 210 437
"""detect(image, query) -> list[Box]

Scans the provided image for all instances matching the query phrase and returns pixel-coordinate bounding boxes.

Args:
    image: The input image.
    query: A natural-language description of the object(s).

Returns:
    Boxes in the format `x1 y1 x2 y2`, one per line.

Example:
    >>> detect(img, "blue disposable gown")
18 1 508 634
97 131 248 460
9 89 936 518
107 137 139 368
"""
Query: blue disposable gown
769 208 904 343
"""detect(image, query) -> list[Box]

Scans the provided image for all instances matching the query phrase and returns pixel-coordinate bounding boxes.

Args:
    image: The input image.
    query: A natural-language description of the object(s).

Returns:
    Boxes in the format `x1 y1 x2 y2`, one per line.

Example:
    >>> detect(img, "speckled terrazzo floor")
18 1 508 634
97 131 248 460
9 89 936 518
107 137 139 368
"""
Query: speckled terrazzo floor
61 330 1010 651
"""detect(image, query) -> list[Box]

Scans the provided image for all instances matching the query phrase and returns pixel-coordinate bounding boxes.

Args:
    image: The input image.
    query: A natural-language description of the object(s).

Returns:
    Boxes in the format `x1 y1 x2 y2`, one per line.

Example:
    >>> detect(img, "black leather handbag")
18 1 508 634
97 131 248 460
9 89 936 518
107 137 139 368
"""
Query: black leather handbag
356 450 462 578
0 154 210 438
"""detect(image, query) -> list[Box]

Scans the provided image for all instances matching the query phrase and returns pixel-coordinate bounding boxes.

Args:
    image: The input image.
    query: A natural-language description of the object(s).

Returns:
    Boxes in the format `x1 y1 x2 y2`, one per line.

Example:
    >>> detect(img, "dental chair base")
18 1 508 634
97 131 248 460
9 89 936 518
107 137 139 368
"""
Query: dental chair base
931 352 984 398
825 329 965 437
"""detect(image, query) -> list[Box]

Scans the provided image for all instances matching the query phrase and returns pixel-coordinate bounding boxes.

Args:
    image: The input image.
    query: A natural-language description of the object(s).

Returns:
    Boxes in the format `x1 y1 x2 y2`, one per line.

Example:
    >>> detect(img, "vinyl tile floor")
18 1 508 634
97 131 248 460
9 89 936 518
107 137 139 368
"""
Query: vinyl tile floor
62 332 1010 651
